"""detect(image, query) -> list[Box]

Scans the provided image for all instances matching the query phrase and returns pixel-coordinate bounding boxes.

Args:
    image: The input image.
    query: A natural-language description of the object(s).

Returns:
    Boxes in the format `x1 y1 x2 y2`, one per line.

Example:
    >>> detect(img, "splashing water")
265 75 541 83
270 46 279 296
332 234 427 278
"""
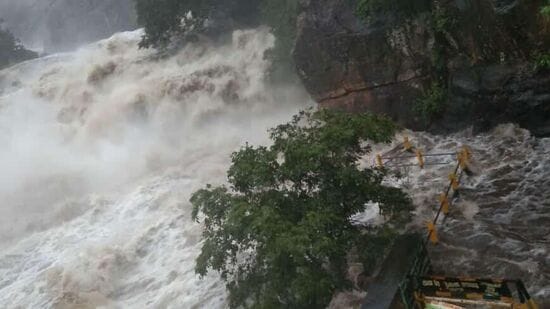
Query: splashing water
364 126 550 301
0 28 309 308
1 27 548 308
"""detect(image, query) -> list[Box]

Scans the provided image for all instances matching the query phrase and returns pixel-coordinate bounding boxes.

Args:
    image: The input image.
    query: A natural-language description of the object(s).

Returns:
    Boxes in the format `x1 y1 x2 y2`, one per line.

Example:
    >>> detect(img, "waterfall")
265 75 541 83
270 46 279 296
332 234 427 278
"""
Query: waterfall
0 28 309 308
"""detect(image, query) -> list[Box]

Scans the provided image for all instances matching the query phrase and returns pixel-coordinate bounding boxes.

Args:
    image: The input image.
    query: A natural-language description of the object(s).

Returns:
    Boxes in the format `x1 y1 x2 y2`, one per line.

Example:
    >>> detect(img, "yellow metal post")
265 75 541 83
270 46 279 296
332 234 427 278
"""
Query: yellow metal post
416 150 425 169
439 193 450 215
376 154 384 168
427 222 439 244
404 136 413 152
449 173 460 191
462 145 472 160
458 146 473 171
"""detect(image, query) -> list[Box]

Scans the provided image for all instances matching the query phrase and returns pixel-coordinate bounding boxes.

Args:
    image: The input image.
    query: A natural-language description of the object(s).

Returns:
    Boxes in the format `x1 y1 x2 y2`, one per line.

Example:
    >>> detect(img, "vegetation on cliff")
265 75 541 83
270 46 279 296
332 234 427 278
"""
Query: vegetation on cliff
0 25 37 70
413 82 447 125
356 0 430 20
134 0 260 48
542 1 550 17
134 0 298 78
191 109 411 308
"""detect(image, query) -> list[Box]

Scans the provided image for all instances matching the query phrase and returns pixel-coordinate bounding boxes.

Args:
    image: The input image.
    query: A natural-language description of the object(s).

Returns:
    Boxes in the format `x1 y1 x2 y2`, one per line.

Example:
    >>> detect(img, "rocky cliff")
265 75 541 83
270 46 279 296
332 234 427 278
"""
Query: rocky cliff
0 0 137 52
293 0 550 136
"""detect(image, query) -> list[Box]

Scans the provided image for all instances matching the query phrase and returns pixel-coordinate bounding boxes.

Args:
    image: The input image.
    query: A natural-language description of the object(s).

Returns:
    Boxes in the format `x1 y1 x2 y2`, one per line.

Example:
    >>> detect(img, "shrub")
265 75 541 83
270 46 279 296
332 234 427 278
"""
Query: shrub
534 53 550 71
0 26 37 70
191 109 412 308
356 0 430 20
134 0 299 80
260 0 299 80
413 82 447 124
134 0 262 49
541 2 550 17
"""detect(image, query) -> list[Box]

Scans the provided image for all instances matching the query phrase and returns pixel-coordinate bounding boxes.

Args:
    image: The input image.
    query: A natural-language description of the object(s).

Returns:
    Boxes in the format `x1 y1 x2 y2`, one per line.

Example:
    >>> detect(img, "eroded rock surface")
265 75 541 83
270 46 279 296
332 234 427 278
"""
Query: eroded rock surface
294 0 550 136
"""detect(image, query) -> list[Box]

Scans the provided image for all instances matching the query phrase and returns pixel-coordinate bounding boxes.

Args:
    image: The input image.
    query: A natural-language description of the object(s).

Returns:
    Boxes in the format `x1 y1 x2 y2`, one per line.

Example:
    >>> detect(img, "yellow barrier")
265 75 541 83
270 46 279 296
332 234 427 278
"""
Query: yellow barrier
378 141 475 249
416 150 425 169
427 222 439 244
448 173 460 191
439 193 450 215
528 299 539 309
404 136 413 152
376 154 384 168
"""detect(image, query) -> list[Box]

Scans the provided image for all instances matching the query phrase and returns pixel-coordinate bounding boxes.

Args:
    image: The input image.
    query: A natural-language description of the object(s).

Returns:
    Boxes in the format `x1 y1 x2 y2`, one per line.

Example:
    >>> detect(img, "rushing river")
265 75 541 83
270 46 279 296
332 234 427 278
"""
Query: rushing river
365 126 550 302
0 28 308 308
0 28 548 308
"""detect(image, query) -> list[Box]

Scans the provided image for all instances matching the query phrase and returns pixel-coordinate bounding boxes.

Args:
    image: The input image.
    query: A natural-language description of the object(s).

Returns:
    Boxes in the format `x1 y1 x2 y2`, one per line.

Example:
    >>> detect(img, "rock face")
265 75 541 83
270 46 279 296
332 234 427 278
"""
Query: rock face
0 0 137 52
294 0 550 136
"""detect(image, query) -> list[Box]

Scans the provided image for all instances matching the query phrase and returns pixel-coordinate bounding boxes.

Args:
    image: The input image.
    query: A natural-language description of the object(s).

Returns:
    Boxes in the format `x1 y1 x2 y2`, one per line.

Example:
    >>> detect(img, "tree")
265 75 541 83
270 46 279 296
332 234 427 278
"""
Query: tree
191 109 412 308
542 0 550 17
0 26 37 69
135 0 202 48
134 0 261 48
260 0 299 80
134 0 298 80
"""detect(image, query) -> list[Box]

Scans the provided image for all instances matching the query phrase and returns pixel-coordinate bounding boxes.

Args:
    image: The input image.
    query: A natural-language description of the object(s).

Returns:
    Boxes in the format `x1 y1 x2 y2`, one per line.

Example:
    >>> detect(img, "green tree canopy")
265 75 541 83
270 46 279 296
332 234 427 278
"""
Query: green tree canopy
134 0 262 48
542 0 550 17
191 109 412 308
133 0 299 80
0 26 37 70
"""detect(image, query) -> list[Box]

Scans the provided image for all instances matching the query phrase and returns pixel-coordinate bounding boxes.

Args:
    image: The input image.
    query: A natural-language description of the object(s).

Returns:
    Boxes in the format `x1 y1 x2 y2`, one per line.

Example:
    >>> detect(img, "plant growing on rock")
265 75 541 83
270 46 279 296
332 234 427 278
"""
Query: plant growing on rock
541 1 550 17
356 0 430 20
191 109 412 308
260 0 299 80
413 82 447 125
134 0 299 79
134 0 261 48
534 53 550 71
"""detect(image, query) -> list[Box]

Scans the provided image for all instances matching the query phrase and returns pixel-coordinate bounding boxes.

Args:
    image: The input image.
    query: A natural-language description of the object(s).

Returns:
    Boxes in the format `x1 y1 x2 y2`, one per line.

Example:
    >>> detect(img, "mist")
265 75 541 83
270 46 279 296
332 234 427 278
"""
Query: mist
0 27 310 307
0 0 137 52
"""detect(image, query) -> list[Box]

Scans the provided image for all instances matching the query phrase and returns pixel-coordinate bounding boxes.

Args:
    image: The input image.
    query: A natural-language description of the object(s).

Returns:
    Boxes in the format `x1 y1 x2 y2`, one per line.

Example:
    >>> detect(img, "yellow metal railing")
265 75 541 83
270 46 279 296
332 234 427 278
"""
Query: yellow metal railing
374 136 539 309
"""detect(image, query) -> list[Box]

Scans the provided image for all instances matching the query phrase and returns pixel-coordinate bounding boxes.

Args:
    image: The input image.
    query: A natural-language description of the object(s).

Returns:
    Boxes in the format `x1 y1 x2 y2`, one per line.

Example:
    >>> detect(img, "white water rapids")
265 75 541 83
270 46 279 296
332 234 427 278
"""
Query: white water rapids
0 27 548 308
0 28 308 308
364 126 550 302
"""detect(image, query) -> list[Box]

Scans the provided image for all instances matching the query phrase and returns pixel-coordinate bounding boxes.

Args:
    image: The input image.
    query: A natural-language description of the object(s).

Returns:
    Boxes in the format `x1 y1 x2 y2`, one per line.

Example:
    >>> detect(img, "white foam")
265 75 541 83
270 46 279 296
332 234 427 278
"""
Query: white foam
364 125 550 299
0 28 310 307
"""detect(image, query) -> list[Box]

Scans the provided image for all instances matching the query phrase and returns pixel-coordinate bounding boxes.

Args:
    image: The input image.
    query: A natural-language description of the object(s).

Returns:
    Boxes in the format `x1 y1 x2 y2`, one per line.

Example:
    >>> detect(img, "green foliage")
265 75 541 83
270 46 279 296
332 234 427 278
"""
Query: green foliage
432 4 453 35
541 0 550 18
534 53 550 71
0 26 37 70
134 0 260 48
356 0 390 20
429 3 454 79
260 0 299 80
413 82 447 124
356 0 430 20
191 109 412 308
134 0 207 48
134 0 298 80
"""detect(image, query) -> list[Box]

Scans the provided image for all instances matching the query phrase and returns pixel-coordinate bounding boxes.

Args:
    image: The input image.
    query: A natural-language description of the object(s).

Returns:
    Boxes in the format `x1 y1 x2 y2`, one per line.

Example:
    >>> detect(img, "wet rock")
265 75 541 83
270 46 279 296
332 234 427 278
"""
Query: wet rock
294 0 550 136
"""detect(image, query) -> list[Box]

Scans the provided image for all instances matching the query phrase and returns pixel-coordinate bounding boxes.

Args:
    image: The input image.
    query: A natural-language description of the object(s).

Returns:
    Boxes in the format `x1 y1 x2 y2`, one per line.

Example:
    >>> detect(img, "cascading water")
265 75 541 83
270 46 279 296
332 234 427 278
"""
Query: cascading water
0 28 309 308
363 127 550 301
1 26 548 308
